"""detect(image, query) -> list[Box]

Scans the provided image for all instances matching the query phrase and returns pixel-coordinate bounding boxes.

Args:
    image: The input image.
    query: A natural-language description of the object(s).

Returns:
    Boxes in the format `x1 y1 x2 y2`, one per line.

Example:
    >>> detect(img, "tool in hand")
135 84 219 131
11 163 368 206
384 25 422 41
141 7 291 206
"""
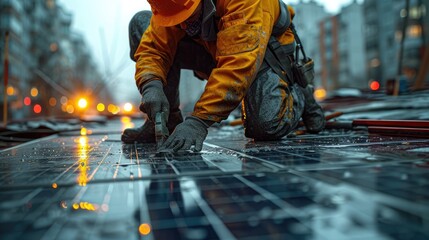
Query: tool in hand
155 112 169 150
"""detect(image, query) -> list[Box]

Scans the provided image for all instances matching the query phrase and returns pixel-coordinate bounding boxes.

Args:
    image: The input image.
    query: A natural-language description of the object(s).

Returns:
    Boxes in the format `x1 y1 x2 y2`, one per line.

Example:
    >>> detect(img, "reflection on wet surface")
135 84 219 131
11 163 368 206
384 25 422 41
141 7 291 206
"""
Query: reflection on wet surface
0 120 429 240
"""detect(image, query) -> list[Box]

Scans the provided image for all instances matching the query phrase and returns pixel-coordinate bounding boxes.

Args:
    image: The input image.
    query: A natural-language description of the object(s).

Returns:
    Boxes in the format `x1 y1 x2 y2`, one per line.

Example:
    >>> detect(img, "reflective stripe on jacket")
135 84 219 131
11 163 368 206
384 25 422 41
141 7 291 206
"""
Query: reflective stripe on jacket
134 0 295 122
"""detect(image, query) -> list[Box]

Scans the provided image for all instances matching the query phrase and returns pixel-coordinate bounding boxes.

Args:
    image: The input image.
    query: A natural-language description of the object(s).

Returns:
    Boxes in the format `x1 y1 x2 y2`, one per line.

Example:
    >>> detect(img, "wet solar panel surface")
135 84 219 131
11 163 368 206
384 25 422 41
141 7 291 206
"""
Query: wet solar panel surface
1 117 429 240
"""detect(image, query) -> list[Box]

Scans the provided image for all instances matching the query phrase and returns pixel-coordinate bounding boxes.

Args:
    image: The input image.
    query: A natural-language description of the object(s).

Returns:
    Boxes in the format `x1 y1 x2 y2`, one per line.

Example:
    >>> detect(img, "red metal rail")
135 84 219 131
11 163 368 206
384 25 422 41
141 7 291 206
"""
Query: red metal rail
353 119 429 129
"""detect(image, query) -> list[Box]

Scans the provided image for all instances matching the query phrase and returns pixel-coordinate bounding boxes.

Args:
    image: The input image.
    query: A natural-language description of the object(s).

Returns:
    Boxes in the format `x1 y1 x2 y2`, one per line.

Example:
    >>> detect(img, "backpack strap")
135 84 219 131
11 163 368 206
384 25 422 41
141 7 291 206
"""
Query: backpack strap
263 36 295 85
272 0 291 36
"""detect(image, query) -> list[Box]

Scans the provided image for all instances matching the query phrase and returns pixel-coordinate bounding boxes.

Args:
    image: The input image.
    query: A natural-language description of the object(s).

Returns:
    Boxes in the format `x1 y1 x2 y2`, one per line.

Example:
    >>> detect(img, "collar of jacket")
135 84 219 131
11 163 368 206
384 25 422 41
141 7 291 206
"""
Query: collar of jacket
201 0 217 41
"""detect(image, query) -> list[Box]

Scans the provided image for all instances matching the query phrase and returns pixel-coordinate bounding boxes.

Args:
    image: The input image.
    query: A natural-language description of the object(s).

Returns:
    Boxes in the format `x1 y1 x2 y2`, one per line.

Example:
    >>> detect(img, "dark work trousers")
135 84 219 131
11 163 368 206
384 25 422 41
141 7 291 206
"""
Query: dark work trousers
129 11 304 140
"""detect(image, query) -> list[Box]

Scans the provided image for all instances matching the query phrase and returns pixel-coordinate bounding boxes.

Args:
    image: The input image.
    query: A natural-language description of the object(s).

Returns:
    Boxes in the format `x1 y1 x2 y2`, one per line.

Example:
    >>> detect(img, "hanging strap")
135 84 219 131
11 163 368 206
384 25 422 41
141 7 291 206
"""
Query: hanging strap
290 23 309 62
272 0 291 37
261 0 294 84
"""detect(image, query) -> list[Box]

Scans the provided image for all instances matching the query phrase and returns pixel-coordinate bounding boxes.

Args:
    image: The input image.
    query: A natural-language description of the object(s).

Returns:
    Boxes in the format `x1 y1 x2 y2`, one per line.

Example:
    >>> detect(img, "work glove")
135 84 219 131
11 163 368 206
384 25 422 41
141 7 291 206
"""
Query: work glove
160 116 212 152
139 80 169 122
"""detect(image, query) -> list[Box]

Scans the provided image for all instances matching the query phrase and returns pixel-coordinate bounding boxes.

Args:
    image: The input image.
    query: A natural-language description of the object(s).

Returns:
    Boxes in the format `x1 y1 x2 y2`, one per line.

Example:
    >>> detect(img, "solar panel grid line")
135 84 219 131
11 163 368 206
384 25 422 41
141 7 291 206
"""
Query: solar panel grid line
133 142 143 178
321 139 429 148
127 181 135 209
112 147 123 179
0 171 12 181
87 144 113 182
1 163 45 184
143 177 217 238
164 156 195 175
86 154 118 183
234 175 308 219
50 158 81 184
205 174 315 239
80 189 112 239
22 188 68 234
189 157 219 172
101 180 115 210
87 184 119 240
148 157 168 175
202 176 291 228
0 187 42 209
165 154 222 175
271 149 325 168
3 189 75 239
203 151 279 173
294 162 386 172
291 167 429 216
201 155 236 172
0 135 58 154
40 213 67 240
56 142 111 207
184 179 237 240
168 200 191 228
204 142 286 169
136 181 155 240
70 183 90 205
18 168 49 183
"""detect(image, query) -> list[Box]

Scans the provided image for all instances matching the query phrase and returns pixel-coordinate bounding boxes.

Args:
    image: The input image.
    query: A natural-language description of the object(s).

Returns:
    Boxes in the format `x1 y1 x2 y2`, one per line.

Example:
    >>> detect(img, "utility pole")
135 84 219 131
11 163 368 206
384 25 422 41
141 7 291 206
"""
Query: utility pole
3 31 9 127
397 0 410 76
395 0 410 96
412 0 428 90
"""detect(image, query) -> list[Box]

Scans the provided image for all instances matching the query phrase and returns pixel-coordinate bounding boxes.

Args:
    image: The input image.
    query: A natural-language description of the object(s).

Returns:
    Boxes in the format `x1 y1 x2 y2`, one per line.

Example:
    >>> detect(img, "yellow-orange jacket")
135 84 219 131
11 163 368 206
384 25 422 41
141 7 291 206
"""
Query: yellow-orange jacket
134 0 295 122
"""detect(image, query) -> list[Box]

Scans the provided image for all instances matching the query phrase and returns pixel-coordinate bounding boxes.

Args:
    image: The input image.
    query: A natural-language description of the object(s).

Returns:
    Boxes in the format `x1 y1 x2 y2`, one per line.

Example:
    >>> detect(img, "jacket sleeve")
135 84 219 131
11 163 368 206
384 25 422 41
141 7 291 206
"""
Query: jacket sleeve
133 19 186 90
192 0 272 122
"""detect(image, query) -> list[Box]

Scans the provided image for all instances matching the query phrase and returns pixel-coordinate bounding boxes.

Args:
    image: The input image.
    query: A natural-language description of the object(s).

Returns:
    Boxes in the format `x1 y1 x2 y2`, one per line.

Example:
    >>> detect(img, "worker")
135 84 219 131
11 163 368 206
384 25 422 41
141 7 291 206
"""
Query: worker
121 0 325 152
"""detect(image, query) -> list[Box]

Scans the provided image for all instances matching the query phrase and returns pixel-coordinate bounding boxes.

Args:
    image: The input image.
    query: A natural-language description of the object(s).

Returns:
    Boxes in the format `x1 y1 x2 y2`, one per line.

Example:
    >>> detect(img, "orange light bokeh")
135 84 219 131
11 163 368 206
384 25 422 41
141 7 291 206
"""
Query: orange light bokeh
49 97 57 107
314 88 327 101
139 223 151 235
6 86 14 96
30 87 39 97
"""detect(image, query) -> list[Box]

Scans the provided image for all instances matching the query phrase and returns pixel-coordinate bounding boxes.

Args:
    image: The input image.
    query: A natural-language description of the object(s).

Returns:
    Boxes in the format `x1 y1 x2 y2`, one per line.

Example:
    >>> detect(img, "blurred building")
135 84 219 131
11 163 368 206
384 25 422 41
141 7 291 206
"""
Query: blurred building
290 0 428 92
364 0 428 86
292 1 367 92
318 1 366 91
0 0 111 121
290 0 329 89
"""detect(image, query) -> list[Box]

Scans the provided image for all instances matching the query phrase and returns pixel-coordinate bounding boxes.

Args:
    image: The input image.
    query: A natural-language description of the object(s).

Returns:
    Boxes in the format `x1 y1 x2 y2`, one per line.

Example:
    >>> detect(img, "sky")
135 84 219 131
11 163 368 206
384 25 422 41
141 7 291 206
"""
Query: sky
58 0 361 104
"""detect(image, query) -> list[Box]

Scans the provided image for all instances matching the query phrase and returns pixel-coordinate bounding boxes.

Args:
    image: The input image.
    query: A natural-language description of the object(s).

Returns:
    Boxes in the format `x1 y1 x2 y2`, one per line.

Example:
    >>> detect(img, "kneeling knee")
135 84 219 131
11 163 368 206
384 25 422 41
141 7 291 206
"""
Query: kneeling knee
244 119 294 141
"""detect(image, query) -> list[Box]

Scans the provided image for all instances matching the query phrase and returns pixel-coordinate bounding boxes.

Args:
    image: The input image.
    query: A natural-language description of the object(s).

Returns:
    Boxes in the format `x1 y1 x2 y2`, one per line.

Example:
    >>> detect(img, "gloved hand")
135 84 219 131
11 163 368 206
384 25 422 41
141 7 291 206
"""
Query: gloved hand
139 80 169 122
160 116 212 152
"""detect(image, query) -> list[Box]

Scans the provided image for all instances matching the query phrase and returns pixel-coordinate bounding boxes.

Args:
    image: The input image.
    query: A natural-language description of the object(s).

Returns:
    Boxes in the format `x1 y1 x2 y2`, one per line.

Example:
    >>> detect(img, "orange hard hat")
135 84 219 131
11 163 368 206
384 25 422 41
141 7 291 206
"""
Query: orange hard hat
147 0 201 27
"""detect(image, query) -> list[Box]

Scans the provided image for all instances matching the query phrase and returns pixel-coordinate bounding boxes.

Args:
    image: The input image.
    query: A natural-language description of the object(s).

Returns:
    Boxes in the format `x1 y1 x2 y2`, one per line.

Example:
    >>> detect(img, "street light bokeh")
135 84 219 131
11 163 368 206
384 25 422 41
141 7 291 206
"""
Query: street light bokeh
77 98 88 109
123 102 133 113
30 87 39 97
97 103 105 112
